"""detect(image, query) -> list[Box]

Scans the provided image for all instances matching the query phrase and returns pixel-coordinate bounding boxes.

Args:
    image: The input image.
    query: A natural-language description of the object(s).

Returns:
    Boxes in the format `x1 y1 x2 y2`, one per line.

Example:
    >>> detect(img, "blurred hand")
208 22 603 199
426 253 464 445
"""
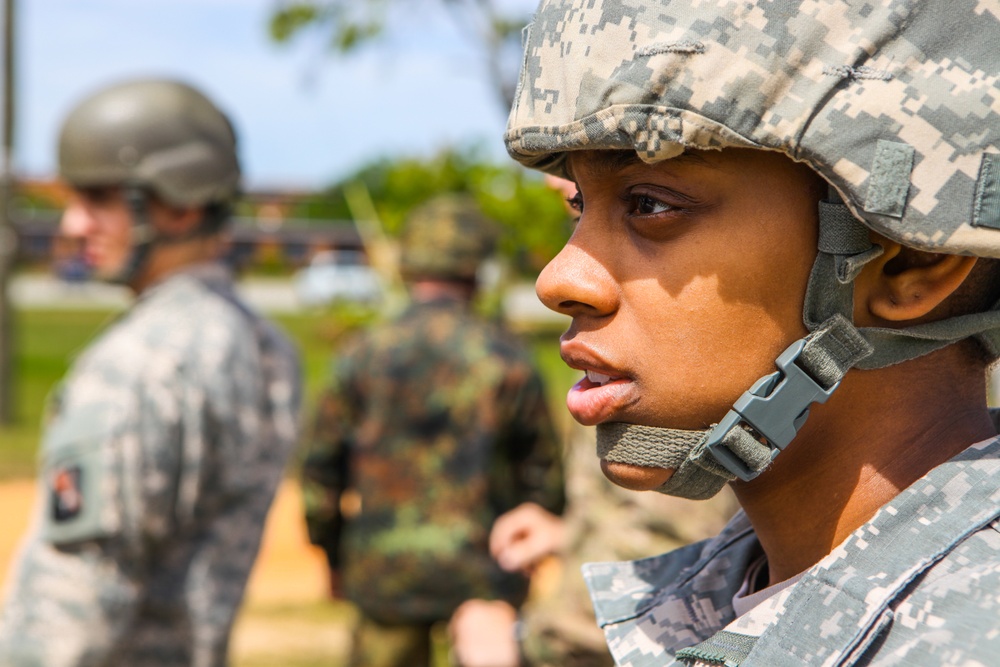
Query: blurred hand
449 599 520 667
490 502 566 574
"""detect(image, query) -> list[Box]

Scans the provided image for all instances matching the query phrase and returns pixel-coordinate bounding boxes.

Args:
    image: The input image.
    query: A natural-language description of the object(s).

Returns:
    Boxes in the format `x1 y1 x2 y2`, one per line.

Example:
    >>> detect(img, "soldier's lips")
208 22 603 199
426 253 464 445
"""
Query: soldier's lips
566 373 636 426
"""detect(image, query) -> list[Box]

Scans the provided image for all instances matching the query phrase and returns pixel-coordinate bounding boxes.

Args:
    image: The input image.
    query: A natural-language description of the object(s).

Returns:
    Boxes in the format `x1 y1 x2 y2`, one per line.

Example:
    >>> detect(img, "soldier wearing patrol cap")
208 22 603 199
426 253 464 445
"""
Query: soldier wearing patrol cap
499 0 1000 665
0 79 301 666
301 194 566 667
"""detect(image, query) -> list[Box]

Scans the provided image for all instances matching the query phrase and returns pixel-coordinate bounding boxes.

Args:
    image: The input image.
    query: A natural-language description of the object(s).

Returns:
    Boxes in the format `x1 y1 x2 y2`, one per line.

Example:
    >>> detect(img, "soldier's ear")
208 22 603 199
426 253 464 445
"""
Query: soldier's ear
150 201 204 236
853 236 978 325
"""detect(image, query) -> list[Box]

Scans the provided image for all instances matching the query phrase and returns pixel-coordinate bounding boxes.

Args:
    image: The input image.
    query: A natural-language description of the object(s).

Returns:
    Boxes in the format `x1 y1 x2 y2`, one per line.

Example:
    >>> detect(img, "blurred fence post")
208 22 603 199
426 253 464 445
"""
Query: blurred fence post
0 0 16 425
343 180 407 313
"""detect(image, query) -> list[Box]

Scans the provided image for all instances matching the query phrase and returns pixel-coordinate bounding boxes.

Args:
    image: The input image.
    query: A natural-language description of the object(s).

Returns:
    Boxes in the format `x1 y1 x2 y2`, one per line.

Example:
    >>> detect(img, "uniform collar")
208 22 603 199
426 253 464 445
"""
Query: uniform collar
137 261 234 303
586 436 1000 665
583 510 757 629
749 436 1000 665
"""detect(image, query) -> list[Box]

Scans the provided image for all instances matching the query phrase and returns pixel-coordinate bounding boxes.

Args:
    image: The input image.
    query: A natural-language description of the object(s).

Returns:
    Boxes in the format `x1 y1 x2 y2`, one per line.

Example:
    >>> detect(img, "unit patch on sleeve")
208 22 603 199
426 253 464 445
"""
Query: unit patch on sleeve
50 465 84 522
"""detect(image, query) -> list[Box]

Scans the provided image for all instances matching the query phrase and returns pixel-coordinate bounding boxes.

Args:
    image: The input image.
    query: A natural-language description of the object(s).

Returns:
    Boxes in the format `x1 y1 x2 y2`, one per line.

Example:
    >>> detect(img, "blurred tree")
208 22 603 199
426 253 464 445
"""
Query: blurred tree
0 0 16 425
268 0 529 109
267 2 572 282
289 147 572 277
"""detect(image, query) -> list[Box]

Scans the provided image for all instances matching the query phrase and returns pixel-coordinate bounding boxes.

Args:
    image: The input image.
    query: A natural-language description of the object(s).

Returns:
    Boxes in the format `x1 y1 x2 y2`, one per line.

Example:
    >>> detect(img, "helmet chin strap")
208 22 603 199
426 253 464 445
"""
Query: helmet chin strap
107 186 208 286
597 313 873 499
101 186 157 286
597 196 1000 500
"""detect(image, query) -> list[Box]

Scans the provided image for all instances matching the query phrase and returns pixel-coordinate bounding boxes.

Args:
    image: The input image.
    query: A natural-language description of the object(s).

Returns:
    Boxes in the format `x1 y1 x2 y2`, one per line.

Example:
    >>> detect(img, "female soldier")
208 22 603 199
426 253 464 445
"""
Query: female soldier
503 1 1000 665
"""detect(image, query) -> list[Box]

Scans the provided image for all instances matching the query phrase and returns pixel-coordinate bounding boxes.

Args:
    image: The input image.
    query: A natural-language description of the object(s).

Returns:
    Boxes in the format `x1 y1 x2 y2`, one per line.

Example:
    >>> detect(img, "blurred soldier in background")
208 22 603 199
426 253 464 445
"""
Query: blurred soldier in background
449 177 739 667
302 194 566 667
452 424 739 667
0 79 301 666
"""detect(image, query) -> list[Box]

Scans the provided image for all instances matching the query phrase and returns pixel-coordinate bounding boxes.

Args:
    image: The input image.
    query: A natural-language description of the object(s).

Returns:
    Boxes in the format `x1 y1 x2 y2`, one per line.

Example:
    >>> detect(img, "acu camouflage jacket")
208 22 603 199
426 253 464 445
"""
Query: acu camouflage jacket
584 437 1000 667
0 264 301 667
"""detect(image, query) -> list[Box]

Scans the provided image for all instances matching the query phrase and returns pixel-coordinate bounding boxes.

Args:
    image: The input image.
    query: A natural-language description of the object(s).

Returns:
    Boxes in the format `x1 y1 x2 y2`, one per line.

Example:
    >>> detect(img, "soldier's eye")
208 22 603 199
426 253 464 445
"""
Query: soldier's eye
80 186 119 205
630 194 674 216
566 192 583 214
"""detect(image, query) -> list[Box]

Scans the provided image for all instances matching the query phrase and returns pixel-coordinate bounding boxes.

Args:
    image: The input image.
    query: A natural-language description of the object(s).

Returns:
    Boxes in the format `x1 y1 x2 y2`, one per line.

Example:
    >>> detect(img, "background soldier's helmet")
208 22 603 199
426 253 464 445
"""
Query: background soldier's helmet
399 195 497 281
506 0 1000 260
58 78 241 208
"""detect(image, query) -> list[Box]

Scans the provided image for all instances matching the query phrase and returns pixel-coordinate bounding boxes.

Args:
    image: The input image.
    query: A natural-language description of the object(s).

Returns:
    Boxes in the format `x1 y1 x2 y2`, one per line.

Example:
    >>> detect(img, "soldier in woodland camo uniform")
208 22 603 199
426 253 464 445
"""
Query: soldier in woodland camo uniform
0 79 301 667
452 421 740 667
302 195 566 667
499 0 1000 665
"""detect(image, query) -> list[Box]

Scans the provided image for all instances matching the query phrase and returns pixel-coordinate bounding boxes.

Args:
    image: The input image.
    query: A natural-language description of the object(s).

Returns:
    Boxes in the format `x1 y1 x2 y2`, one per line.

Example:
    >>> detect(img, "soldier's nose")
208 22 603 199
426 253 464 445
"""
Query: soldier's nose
60 201 96 238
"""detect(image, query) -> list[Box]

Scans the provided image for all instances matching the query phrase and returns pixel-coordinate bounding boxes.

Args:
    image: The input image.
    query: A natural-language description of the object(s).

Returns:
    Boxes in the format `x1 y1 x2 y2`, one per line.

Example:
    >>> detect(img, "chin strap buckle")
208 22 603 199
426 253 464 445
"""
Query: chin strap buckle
704 338 839 482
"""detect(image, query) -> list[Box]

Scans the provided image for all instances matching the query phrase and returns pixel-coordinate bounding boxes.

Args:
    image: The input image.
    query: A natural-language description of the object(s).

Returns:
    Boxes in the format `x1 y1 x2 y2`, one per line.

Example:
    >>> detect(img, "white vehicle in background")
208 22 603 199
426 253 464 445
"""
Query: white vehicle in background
294 249 383 307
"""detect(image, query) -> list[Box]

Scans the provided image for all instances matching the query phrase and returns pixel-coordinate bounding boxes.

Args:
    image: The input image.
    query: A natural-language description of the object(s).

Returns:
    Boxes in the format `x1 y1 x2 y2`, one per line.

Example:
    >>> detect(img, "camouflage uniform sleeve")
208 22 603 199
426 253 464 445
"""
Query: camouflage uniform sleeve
0 373 192 664
0 283 296 665
493 360 566 517
301 354 357 570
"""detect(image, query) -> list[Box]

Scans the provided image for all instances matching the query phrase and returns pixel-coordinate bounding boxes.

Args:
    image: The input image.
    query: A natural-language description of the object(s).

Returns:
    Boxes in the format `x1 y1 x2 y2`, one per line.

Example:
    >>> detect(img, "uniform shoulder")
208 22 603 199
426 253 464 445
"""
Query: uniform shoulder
906 519 1000 612
129 271 284 367
870 519 1000 663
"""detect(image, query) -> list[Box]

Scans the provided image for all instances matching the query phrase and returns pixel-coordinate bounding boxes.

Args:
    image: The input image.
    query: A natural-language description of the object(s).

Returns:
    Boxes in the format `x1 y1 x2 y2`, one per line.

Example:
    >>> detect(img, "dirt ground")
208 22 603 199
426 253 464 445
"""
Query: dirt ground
0 479 354 666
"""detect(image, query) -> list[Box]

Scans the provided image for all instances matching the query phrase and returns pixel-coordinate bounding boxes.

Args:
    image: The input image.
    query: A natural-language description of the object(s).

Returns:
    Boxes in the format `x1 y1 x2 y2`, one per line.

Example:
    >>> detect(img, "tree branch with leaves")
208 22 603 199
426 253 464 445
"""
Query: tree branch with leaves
269 0 530 110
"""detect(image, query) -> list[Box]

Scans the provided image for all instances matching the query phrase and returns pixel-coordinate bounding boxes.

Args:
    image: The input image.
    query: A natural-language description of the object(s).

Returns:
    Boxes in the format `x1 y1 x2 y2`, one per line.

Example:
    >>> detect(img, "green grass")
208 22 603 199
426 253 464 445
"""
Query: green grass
0 307 571 478
1 310 116 477
0 307 352 477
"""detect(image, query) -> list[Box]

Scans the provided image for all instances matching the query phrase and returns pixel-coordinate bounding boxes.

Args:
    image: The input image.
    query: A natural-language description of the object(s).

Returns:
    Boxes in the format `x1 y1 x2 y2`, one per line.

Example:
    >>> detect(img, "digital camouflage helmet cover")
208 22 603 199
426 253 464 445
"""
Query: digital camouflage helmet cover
505 0 1000 498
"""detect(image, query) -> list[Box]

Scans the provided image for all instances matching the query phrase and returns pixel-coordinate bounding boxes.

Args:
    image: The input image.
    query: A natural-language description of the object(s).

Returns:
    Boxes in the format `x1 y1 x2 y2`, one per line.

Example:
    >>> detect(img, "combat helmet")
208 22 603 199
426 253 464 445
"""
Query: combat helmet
58 79 241 283
505 0 1000 498
399 195 497 281
59 78 241 209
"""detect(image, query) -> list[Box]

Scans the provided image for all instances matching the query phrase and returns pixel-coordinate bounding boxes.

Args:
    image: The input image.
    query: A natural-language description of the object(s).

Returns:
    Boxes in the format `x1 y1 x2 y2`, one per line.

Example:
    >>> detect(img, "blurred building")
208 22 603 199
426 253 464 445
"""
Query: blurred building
12 178 367 276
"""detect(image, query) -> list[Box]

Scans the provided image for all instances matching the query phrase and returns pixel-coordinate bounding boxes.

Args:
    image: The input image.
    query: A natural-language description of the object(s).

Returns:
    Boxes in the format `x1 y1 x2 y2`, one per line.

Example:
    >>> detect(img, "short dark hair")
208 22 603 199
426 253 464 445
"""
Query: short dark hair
949 257 1000 365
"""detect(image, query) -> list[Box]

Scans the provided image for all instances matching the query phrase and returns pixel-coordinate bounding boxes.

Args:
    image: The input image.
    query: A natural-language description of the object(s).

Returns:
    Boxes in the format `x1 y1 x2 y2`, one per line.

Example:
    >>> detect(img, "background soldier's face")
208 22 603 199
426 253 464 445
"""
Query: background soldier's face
60 186 135 280
535 148 826 487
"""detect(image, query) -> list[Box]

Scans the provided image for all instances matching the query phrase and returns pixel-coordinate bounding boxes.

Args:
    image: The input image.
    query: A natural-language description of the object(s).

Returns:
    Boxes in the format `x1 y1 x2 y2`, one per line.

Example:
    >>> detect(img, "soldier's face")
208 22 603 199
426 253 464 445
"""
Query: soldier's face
60 186 135 280
60 187 197 281
535 148 825 488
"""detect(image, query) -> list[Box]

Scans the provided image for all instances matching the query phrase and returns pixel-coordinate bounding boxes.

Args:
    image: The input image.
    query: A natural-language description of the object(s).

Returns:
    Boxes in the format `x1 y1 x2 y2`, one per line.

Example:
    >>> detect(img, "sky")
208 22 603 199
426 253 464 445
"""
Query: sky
22 0 538 190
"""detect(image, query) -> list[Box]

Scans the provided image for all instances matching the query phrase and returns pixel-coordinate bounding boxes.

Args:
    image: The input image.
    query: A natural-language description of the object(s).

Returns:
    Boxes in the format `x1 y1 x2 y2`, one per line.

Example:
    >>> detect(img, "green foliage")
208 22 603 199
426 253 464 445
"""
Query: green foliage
333 20 383 51
270 3 321 43
269 1 388 53
0 309 114 477
289 148 573 276
266 0 529 108
489 15 528 44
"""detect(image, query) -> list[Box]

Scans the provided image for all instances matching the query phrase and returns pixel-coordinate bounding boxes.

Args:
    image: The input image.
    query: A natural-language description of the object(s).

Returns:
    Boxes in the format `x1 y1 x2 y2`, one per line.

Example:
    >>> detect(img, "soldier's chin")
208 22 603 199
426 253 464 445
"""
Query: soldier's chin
600 460 675 491
90 260 125 283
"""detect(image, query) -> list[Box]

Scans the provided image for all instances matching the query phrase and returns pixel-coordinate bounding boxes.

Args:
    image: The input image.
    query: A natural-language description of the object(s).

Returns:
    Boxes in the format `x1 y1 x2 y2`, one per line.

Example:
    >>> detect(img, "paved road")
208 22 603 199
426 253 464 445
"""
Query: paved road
9 273 568 326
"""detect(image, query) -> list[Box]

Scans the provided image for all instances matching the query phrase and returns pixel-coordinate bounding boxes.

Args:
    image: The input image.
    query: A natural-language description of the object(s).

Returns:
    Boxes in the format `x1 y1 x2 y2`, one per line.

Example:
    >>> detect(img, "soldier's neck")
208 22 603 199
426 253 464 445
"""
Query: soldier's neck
731 346 996 586
129 236 224 295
